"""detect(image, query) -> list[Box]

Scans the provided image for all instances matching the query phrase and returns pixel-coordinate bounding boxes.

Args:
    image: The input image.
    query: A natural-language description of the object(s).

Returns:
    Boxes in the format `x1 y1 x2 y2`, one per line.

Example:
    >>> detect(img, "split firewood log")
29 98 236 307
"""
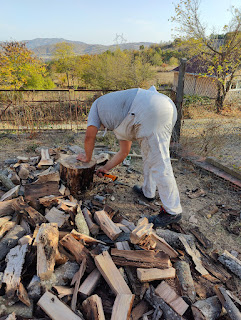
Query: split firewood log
37 148 54 168
0 225 26 260
35 223 59 280
218 250 241 279
0 170 16 190
3 244 28 299
94 210 122 241
78 268 102 298
37 291 83 320
82 294 105 320
191 296 222 320
214 286 241 320
82 207 99 236
0 185 20 202
111 294 135 320
75 205 90 236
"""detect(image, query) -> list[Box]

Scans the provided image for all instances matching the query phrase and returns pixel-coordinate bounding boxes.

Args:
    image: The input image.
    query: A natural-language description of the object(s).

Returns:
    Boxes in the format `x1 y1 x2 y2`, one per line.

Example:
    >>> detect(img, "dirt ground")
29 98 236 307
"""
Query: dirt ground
0 130 241 298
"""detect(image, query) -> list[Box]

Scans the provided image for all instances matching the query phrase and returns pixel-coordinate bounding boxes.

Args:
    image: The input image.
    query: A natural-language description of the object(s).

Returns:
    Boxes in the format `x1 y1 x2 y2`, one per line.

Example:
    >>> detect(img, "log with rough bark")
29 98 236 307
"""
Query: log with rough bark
3 244 28 299
155 281 189 316
111 249 171 269
94 250 132 295
60 233 95 273
78 268 102 298
37 148 54 168
33 171 60 184
94 210 122 241
214 286 241 320
0 171 16 190
111 294 135 320
82 207 99 236
24 181 61 204
137 267 176 282
59 155 96 196
218 250 241 279
12 197 46 226
0 225 26 260
75 205 90 236
0 198 19 217
189 227 212 249
174 261 196 303
191 296 222 320
82 294 105 320
155 229 195 249
0 296 33 318
145 286 184 320
37 291 83 320
35 223 59 280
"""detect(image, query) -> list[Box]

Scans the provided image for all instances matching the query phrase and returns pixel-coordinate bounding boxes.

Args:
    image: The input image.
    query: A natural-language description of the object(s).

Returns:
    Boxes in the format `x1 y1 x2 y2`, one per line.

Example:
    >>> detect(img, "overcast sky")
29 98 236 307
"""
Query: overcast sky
1 0 240 45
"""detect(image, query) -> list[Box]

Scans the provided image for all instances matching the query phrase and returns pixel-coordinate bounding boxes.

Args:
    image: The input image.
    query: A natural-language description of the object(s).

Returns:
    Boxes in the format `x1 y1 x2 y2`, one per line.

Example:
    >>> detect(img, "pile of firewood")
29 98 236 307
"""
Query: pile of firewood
0 148 240 320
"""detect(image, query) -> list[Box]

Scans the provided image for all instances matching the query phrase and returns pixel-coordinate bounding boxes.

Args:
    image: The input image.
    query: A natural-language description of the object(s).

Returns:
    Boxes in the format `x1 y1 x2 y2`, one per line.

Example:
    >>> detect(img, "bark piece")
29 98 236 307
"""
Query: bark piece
39 195 63 207
0 225 26 260
94 250 132 295
95 210 122 241
111 249 171 269
155 281 189 316
191 296 222 320
37 148 54 168
59 155 96 197
75 205 90 236
189 227 212 249
218 250 241 279
111 294 135 320
45 207 70 227
137 267 176 282
60 233 95 273
0 186 20 202
214 286 241 320
174 260 196 303
71 259 86 311
17 282 31 307
145 286 184 320
3 244 28 298
82 294 105 320
179 235 209 276
82 207 99 236
35 223 59 280
79 268 102 298
37 291 83 320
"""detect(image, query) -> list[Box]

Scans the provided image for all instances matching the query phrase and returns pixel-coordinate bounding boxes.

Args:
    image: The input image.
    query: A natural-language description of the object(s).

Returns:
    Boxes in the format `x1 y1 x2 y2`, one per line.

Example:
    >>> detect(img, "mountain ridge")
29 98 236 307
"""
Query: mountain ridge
22 38 155 60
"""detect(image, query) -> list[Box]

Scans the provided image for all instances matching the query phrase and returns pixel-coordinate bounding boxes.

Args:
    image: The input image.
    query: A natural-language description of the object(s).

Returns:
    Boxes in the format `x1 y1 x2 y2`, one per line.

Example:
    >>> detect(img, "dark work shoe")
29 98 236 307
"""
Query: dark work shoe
133 185 155 202
148 207 182 228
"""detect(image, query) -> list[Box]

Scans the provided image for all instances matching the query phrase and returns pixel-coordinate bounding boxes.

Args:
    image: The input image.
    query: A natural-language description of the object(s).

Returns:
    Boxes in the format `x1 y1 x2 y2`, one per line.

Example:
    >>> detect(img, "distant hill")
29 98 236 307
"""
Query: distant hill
22 38 155 60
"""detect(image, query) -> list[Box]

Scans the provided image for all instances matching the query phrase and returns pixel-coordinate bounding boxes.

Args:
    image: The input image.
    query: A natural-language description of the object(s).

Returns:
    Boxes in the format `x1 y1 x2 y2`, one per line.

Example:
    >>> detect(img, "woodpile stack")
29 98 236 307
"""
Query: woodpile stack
0 148 240 320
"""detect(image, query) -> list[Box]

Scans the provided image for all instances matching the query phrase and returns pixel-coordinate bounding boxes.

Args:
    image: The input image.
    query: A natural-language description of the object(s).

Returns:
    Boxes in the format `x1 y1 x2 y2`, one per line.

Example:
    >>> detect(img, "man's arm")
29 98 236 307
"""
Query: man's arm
77 125 98 162
96 140 132 176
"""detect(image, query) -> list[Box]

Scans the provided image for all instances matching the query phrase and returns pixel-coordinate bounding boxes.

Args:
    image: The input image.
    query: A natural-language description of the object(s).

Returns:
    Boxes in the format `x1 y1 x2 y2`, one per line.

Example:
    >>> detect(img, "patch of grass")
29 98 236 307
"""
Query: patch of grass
25 143 39 153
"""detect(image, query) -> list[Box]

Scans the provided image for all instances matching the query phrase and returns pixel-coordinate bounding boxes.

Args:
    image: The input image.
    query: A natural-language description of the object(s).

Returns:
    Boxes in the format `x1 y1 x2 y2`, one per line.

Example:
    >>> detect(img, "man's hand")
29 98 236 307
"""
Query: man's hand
77 153 89 163
96 167 109 177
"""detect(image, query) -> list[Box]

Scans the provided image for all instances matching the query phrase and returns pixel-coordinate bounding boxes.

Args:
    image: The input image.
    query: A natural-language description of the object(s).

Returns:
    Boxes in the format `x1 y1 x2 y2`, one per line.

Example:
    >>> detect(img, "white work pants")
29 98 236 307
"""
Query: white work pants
114 88 182 215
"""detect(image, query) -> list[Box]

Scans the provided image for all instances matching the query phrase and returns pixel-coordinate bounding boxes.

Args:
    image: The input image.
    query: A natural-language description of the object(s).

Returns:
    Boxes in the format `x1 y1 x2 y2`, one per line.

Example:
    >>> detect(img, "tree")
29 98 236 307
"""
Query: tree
172 0 241 113
0 41 54 89
52 42 75 87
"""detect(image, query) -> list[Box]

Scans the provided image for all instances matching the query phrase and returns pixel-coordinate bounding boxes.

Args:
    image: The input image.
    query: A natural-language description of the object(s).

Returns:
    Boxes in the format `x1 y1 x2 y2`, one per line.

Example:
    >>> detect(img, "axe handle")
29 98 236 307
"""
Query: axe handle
104 173 118 181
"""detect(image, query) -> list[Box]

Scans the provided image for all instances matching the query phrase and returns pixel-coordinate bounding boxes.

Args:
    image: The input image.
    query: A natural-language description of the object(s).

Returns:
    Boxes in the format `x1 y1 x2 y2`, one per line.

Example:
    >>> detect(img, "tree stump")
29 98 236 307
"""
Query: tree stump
59 156 96 198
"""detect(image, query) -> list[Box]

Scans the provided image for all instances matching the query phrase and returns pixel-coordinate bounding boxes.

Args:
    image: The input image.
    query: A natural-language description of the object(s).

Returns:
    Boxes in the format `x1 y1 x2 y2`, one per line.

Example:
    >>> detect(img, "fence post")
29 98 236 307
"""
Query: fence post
174 58 187 142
